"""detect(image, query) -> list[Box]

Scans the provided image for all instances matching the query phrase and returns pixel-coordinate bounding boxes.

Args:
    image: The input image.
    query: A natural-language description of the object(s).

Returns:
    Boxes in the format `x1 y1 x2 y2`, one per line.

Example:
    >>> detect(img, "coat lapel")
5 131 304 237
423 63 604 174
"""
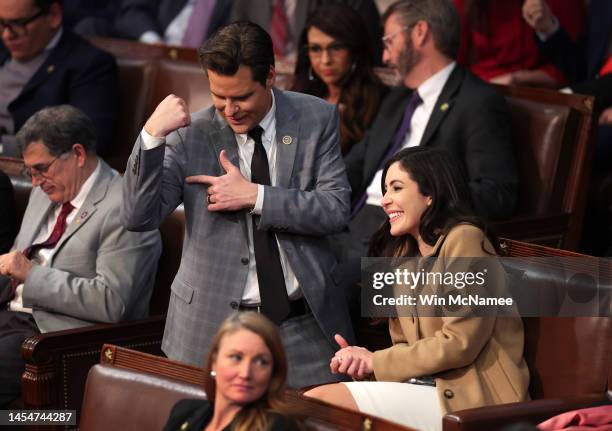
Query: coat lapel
420 66 463 147
17 30 73 100
19 196 54 250
51 160 113 262
272 88 298 189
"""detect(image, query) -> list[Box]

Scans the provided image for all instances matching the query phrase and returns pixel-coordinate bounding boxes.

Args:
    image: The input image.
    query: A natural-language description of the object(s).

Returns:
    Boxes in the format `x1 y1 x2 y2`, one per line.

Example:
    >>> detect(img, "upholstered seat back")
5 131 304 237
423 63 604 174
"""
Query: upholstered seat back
106 58 157 171
499 239 612 399
505 98 572 215
80 365 207 431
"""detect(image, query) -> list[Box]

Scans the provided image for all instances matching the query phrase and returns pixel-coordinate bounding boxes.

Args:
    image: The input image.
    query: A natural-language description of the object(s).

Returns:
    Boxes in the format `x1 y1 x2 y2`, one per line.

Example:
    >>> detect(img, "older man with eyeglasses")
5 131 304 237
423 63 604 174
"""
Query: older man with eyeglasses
0 105 161 407
0 0 118 157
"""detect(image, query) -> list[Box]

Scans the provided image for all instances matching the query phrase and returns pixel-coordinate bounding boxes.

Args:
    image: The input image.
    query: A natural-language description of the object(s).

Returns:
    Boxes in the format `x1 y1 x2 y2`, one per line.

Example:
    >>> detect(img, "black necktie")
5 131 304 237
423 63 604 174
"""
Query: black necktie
249 126 290 324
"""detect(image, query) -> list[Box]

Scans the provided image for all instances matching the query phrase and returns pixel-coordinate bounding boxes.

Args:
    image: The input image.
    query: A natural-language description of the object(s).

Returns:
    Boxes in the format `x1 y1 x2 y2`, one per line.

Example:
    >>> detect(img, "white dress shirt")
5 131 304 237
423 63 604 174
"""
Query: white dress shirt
365 62 456 206
9 160 102 313
140 91 300 304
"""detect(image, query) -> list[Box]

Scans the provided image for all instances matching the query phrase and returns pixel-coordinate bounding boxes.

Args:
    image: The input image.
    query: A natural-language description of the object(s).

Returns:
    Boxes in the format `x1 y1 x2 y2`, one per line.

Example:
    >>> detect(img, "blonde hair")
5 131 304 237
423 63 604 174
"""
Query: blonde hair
203 312 289 431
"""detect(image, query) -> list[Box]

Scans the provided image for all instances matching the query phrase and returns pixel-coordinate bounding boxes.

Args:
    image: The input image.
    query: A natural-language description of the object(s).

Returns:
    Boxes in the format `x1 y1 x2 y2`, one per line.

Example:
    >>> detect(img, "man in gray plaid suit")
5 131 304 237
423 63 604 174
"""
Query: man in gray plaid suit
122 21 355 387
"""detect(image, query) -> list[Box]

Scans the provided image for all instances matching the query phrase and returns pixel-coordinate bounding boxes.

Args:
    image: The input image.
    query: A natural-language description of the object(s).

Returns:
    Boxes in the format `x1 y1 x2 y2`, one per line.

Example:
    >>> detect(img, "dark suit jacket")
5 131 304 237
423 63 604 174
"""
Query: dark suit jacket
345 65 518 220
0 29 118 156
115 0 232 41
537 0 612 82
162 399 300 431
0 170 17 254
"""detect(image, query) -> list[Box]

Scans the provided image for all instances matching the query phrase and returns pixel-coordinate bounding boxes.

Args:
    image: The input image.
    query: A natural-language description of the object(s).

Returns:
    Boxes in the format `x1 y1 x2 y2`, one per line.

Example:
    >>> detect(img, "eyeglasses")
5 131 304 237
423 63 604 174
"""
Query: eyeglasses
22 153 62 180
382 26 410 51
0 9 48 37
306 42 348 57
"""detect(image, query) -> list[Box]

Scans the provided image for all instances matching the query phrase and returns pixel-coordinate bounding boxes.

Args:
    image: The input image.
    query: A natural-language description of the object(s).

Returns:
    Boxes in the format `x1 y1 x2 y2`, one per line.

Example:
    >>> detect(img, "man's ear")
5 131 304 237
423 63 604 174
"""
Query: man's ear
48 2 63 30
412 20 430 48
72 143 88 167
266 65 276 89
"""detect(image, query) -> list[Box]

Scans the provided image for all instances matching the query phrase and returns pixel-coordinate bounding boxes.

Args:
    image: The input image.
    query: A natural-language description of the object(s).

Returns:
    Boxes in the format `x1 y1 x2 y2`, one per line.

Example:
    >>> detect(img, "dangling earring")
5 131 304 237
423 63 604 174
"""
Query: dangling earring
350 62 356 73
308 66 314 81
210 370 216 378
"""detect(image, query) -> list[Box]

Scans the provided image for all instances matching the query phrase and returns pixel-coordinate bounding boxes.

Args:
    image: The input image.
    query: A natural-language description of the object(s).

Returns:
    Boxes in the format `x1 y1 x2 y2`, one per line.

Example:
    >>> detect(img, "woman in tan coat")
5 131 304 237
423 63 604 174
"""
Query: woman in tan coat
306 147 529 431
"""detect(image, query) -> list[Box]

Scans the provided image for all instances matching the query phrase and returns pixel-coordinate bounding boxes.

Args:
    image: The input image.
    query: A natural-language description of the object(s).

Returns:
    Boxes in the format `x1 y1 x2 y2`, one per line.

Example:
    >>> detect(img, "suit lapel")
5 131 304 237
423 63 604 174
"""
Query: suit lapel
273 88 298 189
51 161 113 262
208 109 249 240
19 195 54 250
420 66 463 147
209 110 241 172
18 30 73 100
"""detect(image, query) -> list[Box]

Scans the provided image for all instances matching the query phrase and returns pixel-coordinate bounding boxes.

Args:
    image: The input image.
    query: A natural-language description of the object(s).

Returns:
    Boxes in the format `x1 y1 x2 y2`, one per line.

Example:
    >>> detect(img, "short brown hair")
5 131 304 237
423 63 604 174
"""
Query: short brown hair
199 21 275 86
383 0 460 59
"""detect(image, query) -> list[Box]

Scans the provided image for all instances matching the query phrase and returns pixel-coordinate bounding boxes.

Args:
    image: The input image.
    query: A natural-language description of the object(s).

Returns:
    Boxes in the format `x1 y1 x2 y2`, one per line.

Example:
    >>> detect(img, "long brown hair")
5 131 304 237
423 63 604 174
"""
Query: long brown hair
203 312 289 431
368 146 500 258
292 3 387 155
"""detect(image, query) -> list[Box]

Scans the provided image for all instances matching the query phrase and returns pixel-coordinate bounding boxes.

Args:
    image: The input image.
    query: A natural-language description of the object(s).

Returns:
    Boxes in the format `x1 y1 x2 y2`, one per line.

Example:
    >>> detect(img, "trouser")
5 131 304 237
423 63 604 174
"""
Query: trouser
0 310 39 406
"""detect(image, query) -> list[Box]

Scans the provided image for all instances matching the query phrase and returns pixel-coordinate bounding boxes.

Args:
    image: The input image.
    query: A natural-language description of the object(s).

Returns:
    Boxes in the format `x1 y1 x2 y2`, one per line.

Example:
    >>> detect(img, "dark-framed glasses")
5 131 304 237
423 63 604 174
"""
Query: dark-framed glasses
21 153 62 180
0 9 48 37
306 42 348 57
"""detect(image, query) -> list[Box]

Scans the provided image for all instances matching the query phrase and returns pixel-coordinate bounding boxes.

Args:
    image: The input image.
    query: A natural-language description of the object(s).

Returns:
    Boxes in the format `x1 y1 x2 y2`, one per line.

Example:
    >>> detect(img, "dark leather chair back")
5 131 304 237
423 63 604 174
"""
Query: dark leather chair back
505 99 572 216
80 365 206 431
106 58 157 171
150 59 211 116
499 238 612 399
491 86 596 249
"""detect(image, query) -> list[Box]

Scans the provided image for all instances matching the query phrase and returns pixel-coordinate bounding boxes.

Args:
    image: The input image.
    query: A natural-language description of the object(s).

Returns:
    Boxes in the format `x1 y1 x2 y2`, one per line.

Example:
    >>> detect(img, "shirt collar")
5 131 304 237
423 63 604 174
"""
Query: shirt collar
69 158 100 210
416 62 456 107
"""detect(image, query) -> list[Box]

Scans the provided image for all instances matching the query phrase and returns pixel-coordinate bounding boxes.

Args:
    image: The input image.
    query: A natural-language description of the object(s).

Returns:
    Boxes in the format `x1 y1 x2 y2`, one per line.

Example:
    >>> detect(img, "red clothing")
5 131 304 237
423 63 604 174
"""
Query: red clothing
538 405 612 431
454 0 585 84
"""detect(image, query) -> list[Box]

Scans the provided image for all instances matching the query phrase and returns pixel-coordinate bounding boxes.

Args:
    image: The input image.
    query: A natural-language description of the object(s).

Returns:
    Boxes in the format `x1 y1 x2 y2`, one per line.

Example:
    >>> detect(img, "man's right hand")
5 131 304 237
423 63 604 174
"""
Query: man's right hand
144 94 191 138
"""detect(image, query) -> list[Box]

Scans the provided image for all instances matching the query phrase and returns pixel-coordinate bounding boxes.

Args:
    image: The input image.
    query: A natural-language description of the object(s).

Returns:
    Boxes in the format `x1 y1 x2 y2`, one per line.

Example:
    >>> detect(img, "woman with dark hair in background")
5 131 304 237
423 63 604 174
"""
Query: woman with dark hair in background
306 147 529 431
163 312 300 431
292 3 387 156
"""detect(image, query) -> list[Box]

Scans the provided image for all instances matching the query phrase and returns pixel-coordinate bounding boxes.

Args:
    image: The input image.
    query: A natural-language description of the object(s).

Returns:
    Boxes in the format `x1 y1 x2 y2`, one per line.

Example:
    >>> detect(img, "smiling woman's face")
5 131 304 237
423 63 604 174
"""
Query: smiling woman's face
381 161 432 238
212 329 274 406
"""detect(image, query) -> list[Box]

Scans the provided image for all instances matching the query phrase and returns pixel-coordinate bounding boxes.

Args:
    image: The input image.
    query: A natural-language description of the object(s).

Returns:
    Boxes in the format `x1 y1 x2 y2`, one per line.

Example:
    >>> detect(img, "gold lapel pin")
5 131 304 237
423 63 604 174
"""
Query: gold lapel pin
282 135 292 145
440 102 449 112
47 65 55 74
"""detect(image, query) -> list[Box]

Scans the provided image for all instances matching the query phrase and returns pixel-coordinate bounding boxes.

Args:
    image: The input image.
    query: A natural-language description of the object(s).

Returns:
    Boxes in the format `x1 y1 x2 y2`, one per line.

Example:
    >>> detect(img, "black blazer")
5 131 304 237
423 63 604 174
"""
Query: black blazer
345 65 518 220
115 0 233 42
537 0 612 82
0 170 17 254
0 29 118 156
162 399 300 431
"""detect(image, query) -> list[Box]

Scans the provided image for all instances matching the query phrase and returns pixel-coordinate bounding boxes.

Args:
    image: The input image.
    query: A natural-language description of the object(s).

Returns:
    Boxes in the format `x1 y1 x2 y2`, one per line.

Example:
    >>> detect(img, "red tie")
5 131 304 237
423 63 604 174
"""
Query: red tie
270 0 289 57
6 202 74 303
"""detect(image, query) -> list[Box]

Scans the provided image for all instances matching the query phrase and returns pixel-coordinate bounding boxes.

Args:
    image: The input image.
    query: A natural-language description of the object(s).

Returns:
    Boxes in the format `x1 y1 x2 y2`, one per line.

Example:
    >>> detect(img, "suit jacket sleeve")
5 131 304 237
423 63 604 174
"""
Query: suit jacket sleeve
372 226 497 381
462 87 517 219
122 131 187 231
258 105 350 236
21 186 162 324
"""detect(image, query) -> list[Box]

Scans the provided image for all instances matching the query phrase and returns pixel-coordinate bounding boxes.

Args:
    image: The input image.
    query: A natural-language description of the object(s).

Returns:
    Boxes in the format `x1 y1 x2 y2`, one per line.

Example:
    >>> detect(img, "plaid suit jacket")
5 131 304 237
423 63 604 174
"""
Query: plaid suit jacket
122 88 355 366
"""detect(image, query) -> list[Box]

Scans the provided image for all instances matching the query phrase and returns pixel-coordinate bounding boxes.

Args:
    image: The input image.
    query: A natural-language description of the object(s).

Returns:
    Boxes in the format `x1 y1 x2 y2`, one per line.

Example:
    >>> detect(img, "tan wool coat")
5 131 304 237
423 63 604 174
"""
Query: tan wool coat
372 224 530 414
